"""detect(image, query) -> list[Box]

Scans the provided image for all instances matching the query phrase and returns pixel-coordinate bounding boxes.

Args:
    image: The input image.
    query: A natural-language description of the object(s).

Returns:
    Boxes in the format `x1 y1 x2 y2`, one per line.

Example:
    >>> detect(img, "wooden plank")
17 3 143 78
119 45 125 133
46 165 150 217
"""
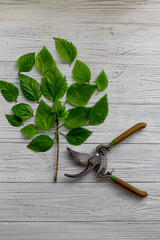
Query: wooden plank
1 23 160 65
0 142 159 183
0 182 157 222
0 104 158 143
1 0 160 25
0 222 160 240
1 63 160 105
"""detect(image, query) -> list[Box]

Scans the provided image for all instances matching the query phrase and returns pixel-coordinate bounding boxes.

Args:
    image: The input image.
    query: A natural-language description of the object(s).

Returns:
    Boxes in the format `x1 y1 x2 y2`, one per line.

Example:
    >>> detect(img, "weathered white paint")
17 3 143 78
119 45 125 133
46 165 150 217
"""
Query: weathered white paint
0 0 160 239
0 105 159 143
0 143 159 183
0 222 160 240
1 63 160 105
0 182 157 222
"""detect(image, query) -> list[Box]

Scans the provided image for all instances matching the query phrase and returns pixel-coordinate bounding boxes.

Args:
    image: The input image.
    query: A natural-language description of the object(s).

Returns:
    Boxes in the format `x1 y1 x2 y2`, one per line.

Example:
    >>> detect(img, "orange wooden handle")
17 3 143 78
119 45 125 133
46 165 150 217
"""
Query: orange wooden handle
112 176 148 197
111 122 147 146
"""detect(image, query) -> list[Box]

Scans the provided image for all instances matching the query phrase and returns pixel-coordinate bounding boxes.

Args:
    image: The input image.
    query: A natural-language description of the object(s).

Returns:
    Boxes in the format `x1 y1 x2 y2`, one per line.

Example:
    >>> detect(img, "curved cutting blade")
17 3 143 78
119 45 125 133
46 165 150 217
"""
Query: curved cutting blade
64 155 101 178
67 147 92 166
64 163 95 178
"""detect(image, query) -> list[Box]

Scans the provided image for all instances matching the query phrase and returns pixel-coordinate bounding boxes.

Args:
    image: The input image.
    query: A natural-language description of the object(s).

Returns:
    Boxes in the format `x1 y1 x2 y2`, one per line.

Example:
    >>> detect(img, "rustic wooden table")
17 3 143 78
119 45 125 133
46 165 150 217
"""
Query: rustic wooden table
0 0 160 239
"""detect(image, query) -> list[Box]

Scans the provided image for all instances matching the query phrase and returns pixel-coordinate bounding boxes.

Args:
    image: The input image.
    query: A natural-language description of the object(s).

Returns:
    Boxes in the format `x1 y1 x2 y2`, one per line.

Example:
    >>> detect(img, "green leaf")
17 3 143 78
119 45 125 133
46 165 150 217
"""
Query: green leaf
5 114 23 127
27 135 54 152
53 37 77 63
51 98 69 124
65 107 91 129
72 60 91 83
35 46 55 75
96 70 108 91
17 52 35 72
58 111 69 124
21 124 38 137
51 98 65 115
41 71 67 101
19 73 41 102
66 127 92 146
35 100 56 131
0 81 19 102
12 103 33 120
66 83 96 107
89 94 108 125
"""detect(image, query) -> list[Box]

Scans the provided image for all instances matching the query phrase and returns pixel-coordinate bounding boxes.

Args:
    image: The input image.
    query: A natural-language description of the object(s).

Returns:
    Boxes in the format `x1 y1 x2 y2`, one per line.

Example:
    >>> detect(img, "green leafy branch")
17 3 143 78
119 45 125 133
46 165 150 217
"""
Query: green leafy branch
0 37 109 182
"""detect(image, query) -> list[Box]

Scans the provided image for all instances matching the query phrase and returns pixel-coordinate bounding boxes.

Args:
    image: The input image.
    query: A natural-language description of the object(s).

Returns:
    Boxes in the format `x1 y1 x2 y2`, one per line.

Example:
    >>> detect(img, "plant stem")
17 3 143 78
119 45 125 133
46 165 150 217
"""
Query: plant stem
54 118 59 183
96 89 99 95
63 99 67 106
60 132 66 137
53 135 56 141
48 130 56 134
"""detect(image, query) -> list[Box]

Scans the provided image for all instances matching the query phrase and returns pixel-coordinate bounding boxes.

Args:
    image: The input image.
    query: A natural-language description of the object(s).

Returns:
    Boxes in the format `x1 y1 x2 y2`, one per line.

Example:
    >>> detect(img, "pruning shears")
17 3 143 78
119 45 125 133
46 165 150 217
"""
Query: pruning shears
65 122 148 197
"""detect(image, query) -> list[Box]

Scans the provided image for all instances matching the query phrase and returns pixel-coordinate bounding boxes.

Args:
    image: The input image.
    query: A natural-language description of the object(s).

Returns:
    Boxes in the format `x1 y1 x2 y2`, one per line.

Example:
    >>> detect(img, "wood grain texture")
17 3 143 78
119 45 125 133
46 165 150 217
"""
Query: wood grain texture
0 0 160 239
0 143 159 183
1 63 160 105
1 0 160 24
0 182 157 222
0 222 160 240
0 104 159 143
1 24 160 65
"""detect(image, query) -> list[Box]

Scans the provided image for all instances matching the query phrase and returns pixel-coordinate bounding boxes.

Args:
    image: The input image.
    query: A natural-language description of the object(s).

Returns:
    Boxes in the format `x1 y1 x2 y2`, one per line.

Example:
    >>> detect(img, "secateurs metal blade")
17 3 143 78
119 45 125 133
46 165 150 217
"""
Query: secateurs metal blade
64 122 148 197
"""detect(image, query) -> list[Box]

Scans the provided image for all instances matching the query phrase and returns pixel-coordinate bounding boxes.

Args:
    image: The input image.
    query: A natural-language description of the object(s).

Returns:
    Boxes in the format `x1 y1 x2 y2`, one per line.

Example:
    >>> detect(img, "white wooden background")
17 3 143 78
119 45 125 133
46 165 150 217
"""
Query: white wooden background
0 0 160 239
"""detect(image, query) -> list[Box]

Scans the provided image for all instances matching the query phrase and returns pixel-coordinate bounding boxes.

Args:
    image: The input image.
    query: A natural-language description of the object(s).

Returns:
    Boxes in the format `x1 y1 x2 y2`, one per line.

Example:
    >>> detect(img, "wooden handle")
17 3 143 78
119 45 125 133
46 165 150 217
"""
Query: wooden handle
112 176 148 197
110 122 147 146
